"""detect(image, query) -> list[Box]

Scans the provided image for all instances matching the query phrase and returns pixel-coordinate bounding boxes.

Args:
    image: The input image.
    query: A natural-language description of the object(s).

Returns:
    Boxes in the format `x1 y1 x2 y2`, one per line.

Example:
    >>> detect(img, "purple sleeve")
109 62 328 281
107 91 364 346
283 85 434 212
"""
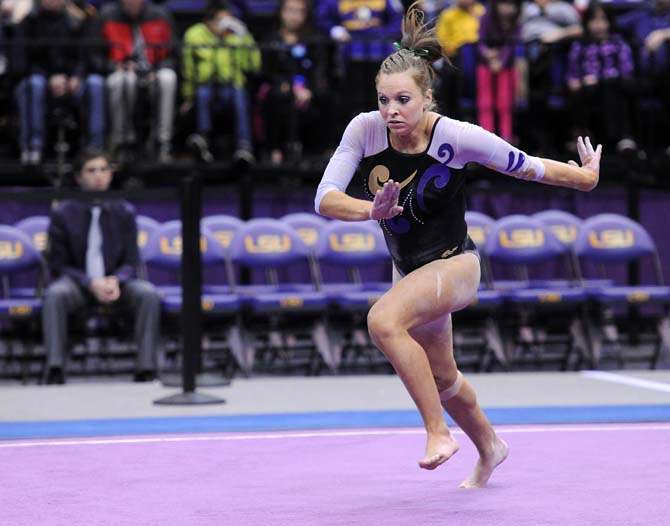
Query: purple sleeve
497 44 514 68
477 14 492 61
618 40 635 77
567 42 582 81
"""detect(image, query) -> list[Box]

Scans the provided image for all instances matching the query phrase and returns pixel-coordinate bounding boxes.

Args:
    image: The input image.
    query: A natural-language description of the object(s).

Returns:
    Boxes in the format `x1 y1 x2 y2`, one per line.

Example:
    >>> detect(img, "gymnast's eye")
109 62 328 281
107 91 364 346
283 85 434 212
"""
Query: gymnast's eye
399 96 410 104
378 96 388 105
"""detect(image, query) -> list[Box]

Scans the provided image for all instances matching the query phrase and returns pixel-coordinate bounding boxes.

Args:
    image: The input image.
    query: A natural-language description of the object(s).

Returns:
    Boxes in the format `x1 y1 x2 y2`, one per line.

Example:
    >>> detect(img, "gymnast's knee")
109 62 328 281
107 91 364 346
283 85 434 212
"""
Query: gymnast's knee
367 305 403 346
437 371 465 403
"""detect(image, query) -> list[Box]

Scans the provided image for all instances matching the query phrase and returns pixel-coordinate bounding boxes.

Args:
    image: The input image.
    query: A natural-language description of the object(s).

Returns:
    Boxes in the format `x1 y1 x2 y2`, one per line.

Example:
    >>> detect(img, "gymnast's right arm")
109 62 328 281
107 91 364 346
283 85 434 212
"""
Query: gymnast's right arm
315 116 375 221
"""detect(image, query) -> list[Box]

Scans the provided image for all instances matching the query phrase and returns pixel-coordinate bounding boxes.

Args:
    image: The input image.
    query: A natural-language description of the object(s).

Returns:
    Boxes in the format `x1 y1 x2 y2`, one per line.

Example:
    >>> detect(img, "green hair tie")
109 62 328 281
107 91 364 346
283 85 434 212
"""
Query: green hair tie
393 41 431 58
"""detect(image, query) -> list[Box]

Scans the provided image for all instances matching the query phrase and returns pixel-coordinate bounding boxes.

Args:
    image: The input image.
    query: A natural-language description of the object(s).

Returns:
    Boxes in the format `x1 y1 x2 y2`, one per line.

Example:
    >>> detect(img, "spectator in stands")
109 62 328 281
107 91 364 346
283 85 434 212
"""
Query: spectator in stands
434 0 485 120
12 0 85 164
42 148 161 385
616 0 670 155
436 0 485 59
520 0 582 153
477 0 524 143
181 0 260 163
567 2 636 154
316 0 403 121
520 0 582 44
411 1 452 21
259 0 329 163
0 1 10 75
93 0 177 163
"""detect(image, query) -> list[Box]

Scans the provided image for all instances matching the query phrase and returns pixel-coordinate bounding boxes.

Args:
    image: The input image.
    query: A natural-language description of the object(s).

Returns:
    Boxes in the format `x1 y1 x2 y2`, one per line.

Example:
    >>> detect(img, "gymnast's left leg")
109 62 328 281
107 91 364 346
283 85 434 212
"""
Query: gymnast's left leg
413 314 509 488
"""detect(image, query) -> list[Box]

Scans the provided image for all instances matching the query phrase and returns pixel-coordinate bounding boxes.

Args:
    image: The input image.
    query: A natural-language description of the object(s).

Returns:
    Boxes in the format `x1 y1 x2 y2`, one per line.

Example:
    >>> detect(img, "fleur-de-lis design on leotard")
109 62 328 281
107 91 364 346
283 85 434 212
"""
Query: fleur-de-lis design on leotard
368 165 417 194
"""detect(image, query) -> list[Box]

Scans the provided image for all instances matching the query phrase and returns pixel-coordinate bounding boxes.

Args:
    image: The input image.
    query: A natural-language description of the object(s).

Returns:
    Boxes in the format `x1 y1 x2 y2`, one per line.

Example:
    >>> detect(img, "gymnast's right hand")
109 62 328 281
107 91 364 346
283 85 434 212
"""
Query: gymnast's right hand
370 180 404 220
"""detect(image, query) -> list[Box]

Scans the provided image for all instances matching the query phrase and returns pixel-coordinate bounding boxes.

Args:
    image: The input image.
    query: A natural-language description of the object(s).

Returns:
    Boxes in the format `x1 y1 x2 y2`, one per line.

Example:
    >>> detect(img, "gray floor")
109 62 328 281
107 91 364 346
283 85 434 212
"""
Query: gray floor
2 370 670 422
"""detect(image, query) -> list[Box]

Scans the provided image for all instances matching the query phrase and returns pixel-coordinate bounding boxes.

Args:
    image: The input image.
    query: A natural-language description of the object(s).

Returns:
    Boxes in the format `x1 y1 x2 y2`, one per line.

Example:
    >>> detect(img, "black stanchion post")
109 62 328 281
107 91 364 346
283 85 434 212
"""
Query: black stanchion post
154 170 224 405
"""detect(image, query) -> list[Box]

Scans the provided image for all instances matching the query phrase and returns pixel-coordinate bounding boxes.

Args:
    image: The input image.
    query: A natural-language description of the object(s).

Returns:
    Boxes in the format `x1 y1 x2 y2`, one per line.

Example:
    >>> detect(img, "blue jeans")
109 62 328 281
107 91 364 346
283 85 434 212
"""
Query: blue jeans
81 74 105 148
15 73 105 150
15 73 46 150
196 84 251 148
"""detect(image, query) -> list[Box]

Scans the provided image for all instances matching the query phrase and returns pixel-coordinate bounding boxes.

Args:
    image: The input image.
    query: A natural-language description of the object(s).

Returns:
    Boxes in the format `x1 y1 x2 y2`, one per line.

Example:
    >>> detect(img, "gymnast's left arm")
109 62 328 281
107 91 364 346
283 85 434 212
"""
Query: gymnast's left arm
457 123 601 192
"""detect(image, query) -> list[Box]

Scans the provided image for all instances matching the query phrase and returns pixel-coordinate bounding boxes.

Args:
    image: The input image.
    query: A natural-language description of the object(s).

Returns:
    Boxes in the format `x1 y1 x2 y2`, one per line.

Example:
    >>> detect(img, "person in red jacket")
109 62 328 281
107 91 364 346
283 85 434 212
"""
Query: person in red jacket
93 0 177 162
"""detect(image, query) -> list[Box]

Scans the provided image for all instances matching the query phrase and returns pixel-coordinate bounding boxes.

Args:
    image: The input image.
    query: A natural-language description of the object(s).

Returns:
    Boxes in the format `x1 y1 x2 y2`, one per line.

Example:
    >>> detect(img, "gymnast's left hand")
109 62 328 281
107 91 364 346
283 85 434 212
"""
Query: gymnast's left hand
370 180 403 220
568 136 602 181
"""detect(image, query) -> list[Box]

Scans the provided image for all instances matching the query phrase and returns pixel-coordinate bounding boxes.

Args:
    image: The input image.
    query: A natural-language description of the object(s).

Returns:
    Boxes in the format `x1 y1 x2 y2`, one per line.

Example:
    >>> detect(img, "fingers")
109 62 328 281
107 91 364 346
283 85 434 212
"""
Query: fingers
375 180 400 206
567 160 578 167
576 136 587 161
585 136 594 154
371 180 402 219
595 144 602 158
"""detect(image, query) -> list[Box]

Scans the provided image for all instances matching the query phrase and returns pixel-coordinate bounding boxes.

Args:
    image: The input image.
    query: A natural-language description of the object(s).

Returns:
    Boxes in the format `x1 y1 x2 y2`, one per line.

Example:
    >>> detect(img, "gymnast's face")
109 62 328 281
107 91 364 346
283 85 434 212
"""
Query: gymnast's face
377 71 431 136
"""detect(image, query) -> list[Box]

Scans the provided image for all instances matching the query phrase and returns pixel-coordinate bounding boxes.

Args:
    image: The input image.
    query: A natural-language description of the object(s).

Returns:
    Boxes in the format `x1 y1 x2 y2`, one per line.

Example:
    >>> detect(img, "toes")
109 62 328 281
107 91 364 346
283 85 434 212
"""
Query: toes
418 454 445 470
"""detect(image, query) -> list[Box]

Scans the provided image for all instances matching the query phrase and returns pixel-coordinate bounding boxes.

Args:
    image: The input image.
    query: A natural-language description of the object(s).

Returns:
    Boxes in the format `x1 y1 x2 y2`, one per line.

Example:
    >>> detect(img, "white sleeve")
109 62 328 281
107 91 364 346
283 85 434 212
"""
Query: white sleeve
456 122 545 181
314 114 368 213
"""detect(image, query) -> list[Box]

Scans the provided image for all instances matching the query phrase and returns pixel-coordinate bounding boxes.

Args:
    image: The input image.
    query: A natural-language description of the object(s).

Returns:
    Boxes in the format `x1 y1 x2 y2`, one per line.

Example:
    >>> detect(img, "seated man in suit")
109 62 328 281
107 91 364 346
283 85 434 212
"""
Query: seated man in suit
42 148 161 384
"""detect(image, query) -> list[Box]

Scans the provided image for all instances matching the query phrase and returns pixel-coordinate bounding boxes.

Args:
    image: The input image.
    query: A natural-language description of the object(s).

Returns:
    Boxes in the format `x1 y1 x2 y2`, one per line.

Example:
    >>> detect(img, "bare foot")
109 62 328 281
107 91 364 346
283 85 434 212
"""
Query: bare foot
459 438 508 488
418 431 460 470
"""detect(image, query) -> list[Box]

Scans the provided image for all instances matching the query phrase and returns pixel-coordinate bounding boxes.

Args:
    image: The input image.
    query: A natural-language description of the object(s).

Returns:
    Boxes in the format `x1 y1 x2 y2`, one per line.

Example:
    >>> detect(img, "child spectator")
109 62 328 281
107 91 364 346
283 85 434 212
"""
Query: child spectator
182 0 261 163
477 0 524 143
567 2 637 153
259 0 329 163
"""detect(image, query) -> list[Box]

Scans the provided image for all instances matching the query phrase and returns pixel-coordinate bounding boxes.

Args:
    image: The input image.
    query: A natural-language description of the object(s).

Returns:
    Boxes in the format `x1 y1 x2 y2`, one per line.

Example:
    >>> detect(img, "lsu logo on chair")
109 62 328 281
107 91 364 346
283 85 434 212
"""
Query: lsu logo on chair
32 232 47 251
588 229 634 249
0 240 24 259
467 226 486 245
211 230 235 249
499 229 544 248
9 304 33 316
159 236 208 254
329 232 376 252
137 231 149 248
550 225 577 244
296 228 318 247
244 234 291 253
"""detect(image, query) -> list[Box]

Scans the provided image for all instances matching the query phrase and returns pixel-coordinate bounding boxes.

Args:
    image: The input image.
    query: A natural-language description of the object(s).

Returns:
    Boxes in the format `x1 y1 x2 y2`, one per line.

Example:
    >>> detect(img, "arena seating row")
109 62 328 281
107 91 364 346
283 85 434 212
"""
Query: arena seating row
0 210 668 380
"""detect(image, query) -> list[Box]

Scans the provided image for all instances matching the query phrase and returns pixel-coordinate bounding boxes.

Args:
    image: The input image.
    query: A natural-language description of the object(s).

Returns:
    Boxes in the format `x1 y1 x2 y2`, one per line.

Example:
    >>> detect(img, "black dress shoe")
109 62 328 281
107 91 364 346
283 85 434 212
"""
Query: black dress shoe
45 367 65 385
133 370 156 383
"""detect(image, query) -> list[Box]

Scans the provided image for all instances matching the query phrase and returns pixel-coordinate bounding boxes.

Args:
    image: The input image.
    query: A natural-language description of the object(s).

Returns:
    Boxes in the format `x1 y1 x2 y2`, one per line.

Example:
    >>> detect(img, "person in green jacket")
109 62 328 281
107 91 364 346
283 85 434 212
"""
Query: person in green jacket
181 0 261 162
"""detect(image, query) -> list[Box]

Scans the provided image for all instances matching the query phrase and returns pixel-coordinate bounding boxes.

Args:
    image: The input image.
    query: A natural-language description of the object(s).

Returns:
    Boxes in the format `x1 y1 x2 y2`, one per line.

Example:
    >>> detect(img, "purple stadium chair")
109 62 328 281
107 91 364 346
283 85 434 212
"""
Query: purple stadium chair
144 219 246 374
313 220 391 371
533 209 612 293
201 214 244 252
229 218 332 373
280 213 329 251
136 215 161 257
574 214 670 368
486 215 590 369
532 210 581 247
465 210 504 304
14 215 50 253
315 220 390 304
13 215 50 298
0 225 45 382
459 211 507 370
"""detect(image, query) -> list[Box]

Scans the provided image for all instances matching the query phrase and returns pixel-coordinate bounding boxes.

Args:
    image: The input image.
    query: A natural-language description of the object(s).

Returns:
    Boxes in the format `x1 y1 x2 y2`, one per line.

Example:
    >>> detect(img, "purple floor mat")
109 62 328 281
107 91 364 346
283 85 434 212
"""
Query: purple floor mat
2 424 669 526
